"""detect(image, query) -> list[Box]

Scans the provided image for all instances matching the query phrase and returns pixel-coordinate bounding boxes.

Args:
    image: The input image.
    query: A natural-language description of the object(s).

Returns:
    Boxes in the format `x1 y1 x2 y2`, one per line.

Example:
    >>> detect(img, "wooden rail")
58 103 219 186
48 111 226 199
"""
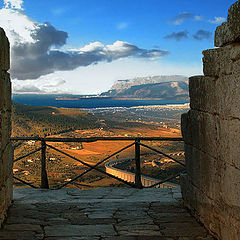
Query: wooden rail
11 137 184 190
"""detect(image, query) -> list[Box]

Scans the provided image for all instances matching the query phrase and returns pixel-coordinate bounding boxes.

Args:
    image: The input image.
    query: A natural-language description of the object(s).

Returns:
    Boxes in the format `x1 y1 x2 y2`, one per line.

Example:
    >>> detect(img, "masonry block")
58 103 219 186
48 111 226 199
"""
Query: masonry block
203 43 240 77
216 118 240 170
189 76 216 114
181 110 218 159
215 74 240 119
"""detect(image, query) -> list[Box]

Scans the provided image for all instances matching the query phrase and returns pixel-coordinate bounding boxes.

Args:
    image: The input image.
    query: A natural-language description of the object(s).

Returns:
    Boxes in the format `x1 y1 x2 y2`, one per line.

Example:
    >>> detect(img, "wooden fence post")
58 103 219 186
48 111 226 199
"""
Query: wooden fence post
41 140 49 189
135 139 143 189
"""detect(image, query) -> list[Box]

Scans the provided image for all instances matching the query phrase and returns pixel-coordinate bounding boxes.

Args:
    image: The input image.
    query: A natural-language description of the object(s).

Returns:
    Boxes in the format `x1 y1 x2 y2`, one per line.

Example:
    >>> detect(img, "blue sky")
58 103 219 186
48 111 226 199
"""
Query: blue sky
0 0 236 94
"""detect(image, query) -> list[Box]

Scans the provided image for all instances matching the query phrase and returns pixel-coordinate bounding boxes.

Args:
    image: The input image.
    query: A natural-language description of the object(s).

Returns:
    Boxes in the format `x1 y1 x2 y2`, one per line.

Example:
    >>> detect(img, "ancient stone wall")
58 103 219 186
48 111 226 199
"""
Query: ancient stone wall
181 1 240 239
0 28 12 227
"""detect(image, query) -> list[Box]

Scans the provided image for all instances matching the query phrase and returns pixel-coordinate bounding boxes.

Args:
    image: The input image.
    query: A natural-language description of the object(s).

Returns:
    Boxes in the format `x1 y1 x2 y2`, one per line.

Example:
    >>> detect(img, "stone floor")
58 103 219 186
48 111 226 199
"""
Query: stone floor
0 187 215 240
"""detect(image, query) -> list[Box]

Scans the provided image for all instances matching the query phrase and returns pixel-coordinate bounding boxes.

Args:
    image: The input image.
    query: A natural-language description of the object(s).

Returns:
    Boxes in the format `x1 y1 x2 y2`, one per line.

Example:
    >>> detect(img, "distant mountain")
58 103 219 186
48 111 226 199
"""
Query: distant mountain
101 75 189 99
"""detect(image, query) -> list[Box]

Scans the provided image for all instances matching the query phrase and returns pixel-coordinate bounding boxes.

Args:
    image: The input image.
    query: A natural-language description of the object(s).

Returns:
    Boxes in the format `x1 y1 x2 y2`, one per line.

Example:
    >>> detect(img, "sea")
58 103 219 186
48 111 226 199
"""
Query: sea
12 94 189 109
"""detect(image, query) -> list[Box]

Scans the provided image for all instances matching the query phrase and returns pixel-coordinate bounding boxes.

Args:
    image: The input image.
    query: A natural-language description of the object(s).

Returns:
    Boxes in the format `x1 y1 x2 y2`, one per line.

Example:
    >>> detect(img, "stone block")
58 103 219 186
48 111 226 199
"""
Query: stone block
181 112 190 142
0 28 10 71
181 110 218 159
214 22 239 48
215 1 240 47
216 118 240 170
2 143 13 183
0 187 6 225
184 145 221 201
0 110 11 157
215 74 240 119
220 163 240 207
184 144 201 187
0 71 12 112
189 76 216 113
203 43 240 77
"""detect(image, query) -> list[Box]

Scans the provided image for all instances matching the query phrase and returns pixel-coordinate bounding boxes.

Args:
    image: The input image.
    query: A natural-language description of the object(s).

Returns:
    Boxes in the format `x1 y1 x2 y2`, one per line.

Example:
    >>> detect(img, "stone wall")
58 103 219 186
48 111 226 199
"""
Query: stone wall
181 1 240 239
0 28 12 227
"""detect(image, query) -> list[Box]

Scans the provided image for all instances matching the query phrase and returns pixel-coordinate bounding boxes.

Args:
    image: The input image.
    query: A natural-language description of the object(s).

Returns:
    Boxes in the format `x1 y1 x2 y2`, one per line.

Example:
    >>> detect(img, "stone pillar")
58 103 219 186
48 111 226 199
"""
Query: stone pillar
181 1 240 239
0 28 12 227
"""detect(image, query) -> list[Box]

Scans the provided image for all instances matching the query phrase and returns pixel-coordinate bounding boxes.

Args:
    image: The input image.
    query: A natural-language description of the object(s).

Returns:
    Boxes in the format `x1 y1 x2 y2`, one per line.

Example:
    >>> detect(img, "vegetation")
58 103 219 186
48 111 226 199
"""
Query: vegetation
12 101 186 189
12 102 100 137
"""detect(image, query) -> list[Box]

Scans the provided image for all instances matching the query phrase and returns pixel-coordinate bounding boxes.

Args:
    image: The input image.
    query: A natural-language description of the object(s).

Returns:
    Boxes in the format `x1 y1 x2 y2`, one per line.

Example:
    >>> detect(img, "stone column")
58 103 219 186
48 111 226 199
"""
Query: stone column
0 28 12 227
181 1 240 239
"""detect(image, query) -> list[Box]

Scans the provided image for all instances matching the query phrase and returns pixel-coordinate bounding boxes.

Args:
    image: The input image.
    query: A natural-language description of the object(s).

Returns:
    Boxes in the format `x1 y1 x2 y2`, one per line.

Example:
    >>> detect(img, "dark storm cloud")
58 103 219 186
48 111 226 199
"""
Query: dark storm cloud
193 30 212 40
164 31 188 41
169 12 193 25
10 23 169 80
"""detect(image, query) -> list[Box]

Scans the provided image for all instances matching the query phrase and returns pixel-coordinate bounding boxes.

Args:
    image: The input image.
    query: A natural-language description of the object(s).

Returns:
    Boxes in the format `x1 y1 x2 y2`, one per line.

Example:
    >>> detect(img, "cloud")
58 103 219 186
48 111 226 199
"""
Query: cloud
52 8 67 16
13 84 43 93
208 17 226 24
11 39 169 80
193 30 212 40
3 0 23 10
194 15 204 21
12 76 67 94
169 13 226 26
169 12 193 25
42 79 66 88
0 5 169 81
164 31 188 41
117 22 128 30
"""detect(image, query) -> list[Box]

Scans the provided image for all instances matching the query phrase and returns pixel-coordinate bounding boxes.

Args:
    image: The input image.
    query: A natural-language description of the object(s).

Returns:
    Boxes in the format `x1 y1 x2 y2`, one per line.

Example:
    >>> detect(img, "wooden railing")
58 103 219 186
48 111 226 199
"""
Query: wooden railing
11 137 185 190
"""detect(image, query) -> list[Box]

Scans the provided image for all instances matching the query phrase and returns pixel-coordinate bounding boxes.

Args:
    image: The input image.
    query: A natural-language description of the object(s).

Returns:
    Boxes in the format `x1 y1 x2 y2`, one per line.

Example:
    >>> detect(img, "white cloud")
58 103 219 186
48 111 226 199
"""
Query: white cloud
209 17 226 24
194 15 204 21
13 76 68 94
117 22 128 30
0 8 37 44
0 4 169 81
51 7 67 16
12 58 200 95
3 0 23 10
169 12 193 25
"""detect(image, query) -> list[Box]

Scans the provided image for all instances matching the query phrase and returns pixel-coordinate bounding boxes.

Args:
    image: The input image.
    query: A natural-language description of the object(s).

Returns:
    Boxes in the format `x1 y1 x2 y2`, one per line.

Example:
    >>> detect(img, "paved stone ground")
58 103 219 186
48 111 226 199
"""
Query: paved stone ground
0 188 215 240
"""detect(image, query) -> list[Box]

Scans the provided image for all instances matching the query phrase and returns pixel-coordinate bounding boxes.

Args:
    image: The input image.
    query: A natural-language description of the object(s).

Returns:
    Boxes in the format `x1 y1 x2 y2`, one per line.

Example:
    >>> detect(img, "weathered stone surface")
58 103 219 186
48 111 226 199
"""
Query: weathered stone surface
215 1 240 47
181 110 218 159
216 117 240 170
0 28 10 71
45 224 116 237
181 2 240 239
203 44 240 77
0 27 12 227
188 76 216 114
0 188 214 239
215 74 240 119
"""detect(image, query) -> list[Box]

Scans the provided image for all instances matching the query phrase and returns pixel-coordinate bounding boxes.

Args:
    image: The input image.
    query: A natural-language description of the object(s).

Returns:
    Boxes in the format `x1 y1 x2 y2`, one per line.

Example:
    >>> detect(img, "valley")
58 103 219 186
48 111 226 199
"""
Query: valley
12 102 189 189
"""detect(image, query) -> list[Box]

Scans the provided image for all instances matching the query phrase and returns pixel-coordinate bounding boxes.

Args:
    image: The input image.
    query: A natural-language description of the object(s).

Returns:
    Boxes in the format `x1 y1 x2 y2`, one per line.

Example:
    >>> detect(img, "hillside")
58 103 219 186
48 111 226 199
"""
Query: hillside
101 77 189 99
12 102 100 137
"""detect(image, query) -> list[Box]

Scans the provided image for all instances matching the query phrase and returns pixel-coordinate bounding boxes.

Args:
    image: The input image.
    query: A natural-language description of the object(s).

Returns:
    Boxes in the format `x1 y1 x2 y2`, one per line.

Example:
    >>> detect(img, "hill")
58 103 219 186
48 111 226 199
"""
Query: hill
101 76 189 99
12 102 100 137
